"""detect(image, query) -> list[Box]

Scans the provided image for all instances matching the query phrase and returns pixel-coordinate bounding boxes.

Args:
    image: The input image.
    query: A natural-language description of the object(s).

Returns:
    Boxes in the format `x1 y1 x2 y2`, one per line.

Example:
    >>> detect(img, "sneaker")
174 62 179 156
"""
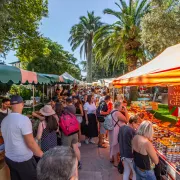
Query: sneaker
85 139 89 144
89 139 95 144
78 142 81 147
78 161 82 169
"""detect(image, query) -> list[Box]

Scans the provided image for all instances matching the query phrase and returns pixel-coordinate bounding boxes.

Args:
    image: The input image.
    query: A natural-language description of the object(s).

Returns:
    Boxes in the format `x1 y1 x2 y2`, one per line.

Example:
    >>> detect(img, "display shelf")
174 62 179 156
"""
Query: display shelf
157 150 180 180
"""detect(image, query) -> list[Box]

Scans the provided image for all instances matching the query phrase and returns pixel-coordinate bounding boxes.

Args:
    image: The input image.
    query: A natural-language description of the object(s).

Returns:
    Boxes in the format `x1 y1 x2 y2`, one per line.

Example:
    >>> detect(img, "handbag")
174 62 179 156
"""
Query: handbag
118 126 125 174
97 115 105 123
118 158 124 174
154 163 161 180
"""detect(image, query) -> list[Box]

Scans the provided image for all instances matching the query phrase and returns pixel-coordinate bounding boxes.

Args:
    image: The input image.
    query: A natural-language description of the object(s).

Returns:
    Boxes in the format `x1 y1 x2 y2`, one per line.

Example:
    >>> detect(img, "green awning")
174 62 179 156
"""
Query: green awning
0 65 22 84
61 72 76 84
0 65 51 85
39 73 61 84
37 73 51 85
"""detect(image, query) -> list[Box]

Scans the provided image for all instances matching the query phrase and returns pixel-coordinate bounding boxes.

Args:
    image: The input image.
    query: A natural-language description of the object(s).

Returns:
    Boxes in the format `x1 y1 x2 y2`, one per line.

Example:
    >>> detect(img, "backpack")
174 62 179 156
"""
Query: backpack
103 110 119 131
59 112 79 136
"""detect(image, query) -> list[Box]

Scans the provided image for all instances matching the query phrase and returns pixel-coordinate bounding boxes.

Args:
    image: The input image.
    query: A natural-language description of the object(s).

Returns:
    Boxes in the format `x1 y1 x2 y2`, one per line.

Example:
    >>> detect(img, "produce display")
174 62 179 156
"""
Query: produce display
129 105 180 174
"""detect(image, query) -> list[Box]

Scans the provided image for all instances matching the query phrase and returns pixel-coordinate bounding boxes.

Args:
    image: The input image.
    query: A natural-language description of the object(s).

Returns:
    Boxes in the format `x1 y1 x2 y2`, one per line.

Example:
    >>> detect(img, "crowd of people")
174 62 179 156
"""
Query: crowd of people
0 86 160 180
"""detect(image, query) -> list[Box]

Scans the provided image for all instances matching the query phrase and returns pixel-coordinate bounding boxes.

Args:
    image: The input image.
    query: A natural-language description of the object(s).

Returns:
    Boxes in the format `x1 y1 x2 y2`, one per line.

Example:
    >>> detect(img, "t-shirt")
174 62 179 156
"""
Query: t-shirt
118 125 136 158
1 113 33 162
65 105 76 115
108 101 113 111
0 108 12 127
96 101 108 117
0 108 12 114
84 102 96 114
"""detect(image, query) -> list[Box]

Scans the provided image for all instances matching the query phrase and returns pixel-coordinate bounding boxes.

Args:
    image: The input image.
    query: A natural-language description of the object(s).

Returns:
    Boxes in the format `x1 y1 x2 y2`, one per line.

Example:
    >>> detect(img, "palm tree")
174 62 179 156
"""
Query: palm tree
69 11 103 82
94 0 150 71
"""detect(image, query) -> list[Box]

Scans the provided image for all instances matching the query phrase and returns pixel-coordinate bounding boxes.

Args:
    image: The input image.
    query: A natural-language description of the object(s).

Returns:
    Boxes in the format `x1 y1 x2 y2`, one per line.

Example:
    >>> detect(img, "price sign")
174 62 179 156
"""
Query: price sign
168 86 180 107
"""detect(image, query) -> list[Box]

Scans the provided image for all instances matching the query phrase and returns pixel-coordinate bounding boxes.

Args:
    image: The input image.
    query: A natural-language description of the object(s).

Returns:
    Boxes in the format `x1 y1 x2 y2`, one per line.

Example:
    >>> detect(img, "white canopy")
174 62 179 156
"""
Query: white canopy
116 43 180 80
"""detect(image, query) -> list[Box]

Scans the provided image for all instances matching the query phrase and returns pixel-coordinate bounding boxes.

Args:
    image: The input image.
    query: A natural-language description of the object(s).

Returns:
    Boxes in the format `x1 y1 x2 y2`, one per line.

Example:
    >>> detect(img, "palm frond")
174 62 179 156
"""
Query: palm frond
119 0 128 11
135 0 150 24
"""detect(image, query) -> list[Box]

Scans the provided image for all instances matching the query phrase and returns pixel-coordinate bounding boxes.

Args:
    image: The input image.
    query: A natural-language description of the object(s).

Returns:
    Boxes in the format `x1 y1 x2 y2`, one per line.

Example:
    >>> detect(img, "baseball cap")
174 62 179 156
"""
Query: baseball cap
66 97 73 103
10 95 23 105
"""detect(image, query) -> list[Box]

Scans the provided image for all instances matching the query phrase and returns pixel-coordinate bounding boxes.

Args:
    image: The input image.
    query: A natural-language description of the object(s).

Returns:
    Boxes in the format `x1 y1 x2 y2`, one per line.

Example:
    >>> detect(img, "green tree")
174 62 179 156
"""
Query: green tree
69 11 103 83
94 0 150 71
26 38 81 79
0 0 48 58
81 60 126 81
140 0 180 55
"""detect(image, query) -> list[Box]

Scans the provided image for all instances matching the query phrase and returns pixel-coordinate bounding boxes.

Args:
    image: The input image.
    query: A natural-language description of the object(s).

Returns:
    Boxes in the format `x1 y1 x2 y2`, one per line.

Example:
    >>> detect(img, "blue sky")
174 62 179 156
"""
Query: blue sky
6 0 119 65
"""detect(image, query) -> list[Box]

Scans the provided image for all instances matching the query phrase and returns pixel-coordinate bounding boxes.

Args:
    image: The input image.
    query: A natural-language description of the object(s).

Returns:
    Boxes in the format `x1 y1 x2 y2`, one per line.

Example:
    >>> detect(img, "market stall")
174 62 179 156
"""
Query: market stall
112 44 180 180
0 65 52 180
113 43 180 87
0 64 81 179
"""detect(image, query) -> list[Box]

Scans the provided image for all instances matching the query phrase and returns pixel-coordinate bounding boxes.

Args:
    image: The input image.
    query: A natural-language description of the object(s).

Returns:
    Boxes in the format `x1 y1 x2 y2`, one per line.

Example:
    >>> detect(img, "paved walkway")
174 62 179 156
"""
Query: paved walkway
79 138 123 180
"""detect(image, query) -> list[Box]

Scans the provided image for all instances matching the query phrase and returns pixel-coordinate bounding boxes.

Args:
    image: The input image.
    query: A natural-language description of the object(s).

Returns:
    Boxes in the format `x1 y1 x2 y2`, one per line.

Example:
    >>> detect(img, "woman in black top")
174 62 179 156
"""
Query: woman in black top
132 121 159 180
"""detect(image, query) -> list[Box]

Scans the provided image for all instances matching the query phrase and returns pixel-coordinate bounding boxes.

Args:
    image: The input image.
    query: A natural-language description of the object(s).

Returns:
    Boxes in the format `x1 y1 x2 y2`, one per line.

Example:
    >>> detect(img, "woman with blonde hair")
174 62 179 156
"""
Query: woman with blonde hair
132 121 159 180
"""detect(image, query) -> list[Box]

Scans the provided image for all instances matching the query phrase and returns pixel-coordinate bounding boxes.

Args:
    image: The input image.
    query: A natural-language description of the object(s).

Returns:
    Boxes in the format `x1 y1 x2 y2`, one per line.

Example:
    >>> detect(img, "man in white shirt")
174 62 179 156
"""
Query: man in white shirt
1 95 43 180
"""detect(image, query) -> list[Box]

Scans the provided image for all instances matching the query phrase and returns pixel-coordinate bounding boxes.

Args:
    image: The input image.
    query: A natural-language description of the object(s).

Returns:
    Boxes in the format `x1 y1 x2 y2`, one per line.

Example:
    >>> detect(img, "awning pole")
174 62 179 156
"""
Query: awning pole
51 86 52 99
43 84 44 104
33 85 35 112
113 87 115 102
47 86 48 100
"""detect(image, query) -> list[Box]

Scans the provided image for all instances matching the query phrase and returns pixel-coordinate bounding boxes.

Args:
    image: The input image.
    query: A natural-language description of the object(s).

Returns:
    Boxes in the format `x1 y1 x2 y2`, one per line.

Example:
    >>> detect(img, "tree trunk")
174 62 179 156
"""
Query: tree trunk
86 40 92 83
129 60 138 102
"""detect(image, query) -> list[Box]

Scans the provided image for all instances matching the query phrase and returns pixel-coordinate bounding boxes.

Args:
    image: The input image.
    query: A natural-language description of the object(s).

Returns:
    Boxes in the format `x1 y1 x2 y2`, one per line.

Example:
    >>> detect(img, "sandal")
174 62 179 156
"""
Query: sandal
110 160 114 163
98 144 107 148
113 164 118 168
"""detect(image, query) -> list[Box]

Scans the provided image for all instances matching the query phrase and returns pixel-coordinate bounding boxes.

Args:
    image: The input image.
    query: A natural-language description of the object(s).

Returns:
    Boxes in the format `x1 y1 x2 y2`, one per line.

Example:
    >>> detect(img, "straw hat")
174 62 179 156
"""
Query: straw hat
40 105 55 116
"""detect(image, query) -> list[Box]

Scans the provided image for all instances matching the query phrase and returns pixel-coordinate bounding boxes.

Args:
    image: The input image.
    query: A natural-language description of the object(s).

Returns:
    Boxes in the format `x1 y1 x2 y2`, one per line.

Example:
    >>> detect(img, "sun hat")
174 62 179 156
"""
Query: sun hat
10 95 23 105
40 105 55 116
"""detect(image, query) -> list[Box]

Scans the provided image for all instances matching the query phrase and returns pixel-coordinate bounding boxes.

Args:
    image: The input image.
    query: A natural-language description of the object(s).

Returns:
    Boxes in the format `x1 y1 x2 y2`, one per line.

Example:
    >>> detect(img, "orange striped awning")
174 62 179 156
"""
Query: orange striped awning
113 69 180 87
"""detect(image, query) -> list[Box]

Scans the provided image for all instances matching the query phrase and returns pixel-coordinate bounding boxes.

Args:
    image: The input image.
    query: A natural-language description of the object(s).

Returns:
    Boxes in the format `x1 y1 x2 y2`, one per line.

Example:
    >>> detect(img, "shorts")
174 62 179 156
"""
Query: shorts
5 157 37 180
76 116 83 124
100 122 106 134
61 133 78 147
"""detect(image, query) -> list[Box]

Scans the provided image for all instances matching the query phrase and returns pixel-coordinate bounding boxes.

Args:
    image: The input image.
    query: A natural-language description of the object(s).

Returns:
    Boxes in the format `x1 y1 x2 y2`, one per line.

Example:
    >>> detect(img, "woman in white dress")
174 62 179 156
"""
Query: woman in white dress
83 95 98 144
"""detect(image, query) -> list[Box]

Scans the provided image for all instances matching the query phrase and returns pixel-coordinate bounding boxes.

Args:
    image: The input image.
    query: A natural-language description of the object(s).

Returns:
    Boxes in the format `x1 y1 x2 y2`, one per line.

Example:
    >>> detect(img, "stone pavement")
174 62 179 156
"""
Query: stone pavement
78 138 123 180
